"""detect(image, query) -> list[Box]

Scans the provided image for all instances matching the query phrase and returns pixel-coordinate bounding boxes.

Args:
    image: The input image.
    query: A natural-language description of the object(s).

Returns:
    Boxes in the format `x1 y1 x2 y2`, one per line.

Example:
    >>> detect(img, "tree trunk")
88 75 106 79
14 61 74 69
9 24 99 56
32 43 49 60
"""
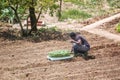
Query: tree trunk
29 7 37 32
14 10 25 36
58 0 62 20
10 5 26 36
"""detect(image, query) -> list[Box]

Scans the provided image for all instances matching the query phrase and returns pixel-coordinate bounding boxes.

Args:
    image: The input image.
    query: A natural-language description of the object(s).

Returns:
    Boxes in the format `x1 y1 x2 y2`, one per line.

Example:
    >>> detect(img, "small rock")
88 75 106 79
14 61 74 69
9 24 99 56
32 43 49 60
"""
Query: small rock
11 55 14 57
26 73 30 77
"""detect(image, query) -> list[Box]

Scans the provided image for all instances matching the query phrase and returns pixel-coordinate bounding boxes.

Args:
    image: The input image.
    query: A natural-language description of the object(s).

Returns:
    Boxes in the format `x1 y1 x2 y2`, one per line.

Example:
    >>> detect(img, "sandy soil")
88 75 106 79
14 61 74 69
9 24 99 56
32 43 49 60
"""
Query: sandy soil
0 30 120 80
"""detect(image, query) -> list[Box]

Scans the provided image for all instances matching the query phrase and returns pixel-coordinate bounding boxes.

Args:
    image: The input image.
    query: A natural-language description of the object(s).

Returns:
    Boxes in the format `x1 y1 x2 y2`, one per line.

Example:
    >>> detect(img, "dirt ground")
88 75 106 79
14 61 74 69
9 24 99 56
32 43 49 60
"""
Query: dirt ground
98 19 120 36
0 1 120 79
0 29 120 80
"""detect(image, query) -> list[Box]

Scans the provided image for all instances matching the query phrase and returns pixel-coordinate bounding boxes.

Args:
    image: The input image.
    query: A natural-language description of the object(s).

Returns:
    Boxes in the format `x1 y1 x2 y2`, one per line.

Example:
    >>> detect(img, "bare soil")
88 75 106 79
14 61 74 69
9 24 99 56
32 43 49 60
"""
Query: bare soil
0 28 120 80
98 19 120 36
0 8 120 79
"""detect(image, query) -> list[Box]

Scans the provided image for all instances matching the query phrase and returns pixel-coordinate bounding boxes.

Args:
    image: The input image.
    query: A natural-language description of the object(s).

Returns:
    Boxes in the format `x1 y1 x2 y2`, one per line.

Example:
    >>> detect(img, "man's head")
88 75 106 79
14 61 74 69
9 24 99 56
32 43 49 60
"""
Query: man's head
69 32 76 39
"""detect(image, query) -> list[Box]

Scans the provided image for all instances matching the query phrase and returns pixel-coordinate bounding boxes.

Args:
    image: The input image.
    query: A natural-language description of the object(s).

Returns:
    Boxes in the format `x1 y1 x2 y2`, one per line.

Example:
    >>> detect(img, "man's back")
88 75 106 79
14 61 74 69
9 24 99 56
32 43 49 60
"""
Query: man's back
75 35 90 48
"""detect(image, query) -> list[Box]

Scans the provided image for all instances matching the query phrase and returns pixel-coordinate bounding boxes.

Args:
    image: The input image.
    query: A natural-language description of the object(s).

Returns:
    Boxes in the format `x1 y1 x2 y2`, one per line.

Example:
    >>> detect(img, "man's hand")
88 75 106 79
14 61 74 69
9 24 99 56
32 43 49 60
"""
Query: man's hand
70 40 76 43
71 48 74 53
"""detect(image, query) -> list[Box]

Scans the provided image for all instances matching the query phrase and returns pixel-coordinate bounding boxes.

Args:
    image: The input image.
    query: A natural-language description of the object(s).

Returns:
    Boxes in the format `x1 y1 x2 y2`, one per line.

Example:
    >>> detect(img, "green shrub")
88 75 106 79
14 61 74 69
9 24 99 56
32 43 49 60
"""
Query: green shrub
0 8 15 23
48 50 71 57
116 23 120 33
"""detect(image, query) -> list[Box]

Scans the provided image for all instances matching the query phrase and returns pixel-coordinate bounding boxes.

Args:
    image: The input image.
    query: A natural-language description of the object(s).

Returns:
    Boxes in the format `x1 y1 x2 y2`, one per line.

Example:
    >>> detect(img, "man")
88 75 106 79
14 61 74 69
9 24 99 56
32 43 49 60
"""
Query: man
70 32 90 60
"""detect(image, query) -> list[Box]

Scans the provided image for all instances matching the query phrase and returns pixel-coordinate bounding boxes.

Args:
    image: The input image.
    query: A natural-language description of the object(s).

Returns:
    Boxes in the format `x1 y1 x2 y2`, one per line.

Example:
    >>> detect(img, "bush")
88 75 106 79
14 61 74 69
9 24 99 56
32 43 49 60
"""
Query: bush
28 27 69 42
48 50 71 57
0 8 15 23
116 23 120 33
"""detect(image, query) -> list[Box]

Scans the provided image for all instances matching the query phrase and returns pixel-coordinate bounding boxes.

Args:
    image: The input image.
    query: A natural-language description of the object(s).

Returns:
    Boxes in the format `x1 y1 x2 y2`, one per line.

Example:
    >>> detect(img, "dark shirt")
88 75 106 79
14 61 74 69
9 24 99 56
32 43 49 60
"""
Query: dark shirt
74 35 90 48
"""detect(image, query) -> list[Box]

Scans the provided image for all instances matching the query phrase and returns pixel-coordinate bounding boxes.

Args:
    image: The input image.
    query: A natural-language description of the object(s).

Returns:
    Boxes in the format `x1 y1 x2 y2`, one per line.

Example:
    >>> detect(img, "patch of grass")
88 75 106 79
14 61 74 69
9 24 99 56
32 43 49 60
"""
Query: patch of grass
64 0 102 8
63 0 120 19
64 0 84 5
59 9 92 21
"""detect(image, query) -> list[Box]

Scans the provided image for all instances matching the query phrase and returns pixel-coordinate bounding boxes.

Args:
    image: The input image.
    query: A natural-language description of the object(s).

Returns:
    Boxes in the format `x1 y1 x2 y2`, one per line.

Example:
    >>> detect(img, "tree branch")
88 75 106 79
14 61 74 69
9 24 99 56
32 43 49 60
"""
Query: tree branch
16 3 19 10
9 5 24 36
37 7 43 22
26 15 30 34
9 6 16 12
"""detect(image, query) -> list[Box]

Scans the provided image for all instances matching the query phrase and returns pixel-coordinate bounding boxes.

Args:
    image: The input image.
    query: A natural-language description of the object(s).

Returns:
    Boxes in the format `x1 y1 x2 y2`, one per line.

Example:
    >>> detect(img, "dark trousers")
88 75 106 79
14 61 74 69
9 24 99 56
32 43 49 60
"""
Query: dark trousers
73 44 90 54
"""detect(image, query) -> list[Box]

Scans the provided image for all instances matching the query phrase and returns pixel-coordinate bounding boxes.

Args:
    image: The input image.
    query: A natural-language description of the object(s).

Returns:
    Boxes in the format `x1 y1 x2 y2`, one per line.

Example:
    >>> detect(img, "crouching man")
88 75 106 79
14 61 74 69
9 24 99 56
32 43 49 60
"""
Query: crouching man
70 32 90 60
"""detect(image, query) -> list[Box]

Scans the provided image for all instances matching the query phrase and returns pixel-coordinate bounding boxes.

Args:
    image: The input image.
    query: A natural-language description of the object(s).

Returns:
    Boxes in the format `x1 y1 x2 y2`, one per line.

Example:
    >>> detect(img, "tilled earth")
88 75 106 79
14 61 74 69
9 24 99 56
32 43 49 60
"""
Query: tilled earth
0 31 120 80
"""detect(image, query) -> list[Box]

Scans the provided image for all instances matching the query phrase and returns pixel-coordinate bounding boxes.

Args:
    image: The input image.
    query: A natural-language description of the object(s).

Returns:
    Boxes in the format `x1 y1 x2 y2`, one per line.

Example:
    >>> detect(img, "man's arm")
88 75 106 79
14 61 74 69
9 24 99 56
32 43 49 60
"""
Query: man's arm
71 39 81 44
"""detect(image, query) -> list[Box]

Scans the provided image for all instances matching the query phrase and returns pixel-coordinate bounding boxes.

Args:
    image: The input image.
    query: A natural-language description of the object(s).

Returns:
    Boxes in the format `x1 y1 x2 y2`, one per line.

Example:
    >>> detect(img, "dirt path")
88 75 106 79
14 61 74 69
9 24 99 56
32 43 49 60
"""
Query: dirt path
83 29 120 42
80 13 120 30
54 13 120 42
79 13 120 42
56 13 120 42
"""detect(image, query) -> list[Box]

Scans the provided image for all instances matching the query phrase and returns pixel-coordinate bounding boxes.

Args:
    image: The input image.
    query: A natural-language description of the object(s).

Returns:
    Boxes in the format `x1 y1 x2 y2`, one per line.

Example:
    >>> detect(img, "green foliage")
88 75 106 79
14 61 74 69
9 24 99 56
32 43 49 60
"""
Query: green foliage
0 0 59 22
59 9 92 21
0 8 15 23
49 4 59 16
0 0 4 14
0 0 59 36
48 50 71 57
116 23 120 33
0 0 27 23
37 0 59 16
107 0 120 8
